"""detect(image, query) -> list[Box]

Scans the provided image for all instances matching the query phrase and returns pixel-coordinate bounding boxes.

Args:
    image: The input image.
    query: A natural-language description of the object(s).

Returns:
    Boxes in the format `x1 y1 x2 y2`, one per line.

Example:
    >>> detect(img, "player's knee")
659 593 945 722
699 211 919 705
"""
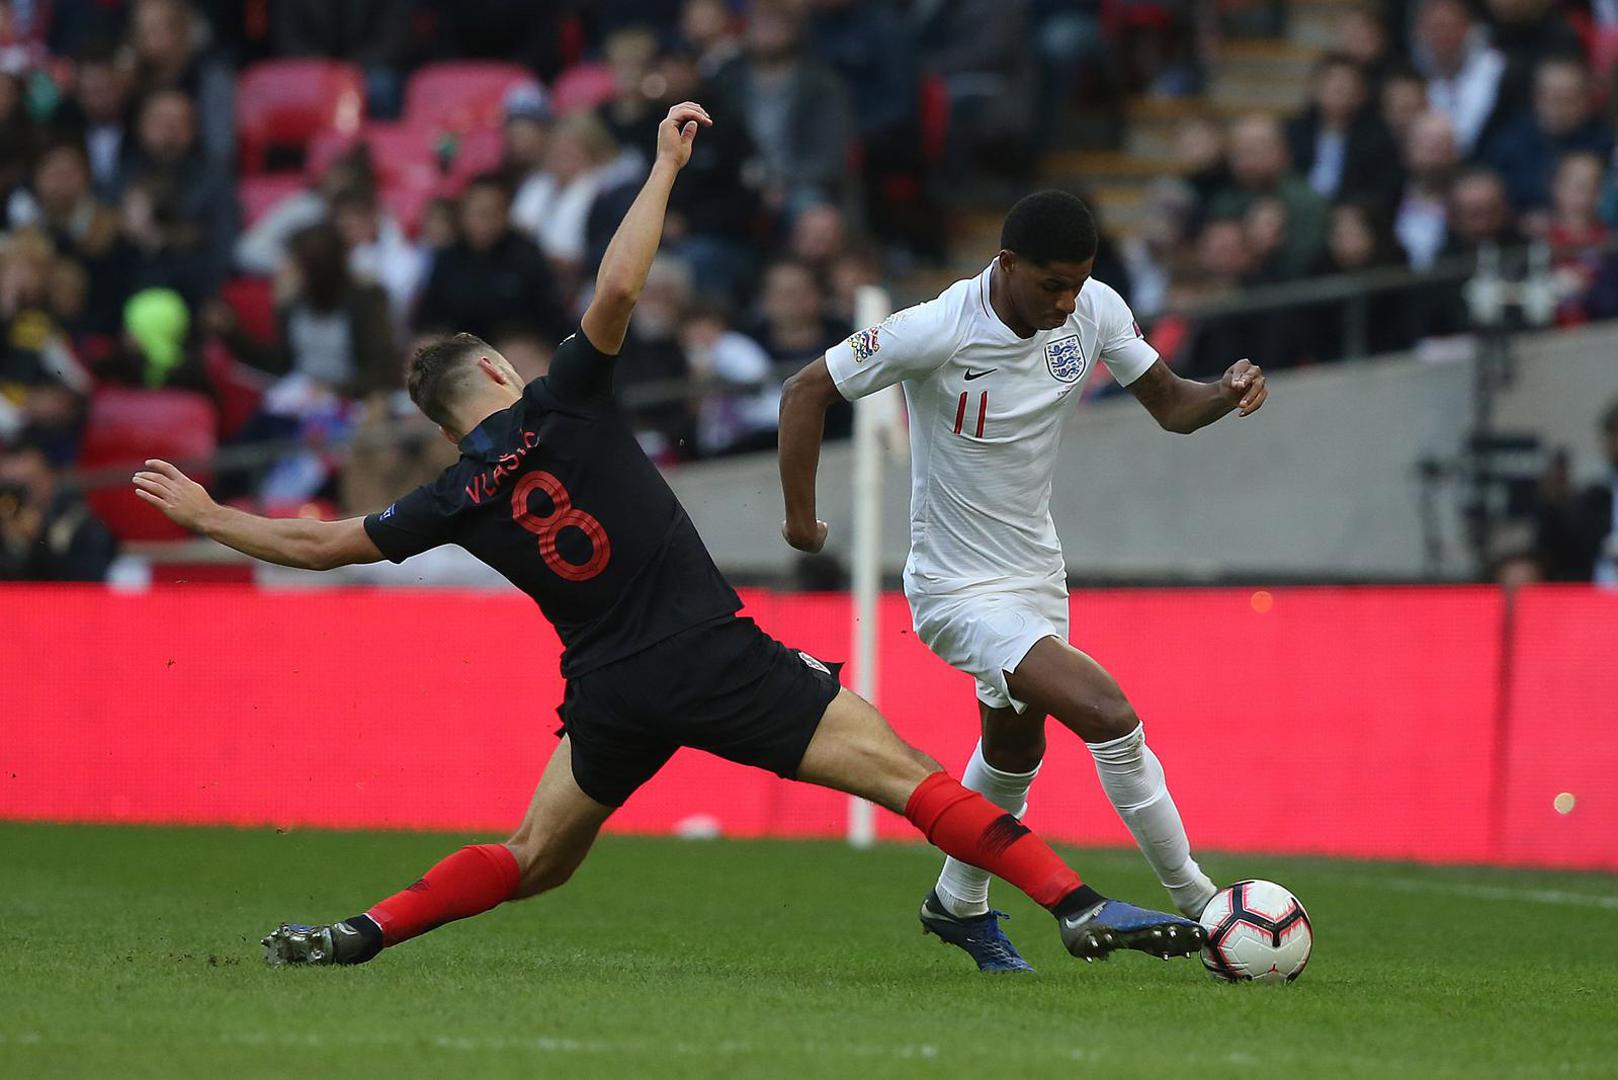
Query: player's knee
1054 688 1138 743
505 839 581 899
1089 691 1139 742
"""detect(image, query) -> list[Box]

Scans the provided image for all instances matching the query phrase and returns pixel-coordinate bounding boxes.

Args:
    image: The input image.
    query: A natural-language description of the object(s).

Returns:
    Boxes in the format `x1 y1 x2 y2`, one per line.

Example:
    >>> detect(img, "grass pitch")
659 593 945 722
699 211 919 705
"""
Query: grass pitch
2 823 1615 1079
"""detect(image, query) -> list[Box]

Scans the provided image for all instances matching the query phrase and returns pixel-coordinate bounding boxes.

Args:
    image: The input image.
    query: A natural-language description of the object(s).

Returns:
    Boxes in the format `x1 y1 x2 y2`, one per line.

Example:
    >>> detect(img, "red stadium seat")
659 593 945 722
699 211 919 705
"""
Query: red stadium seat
379 177 438 236
201 340 270 441
237 172 307 228
306 122 442 194
80 388 219 542
404 61 534 134
218 277 277 345
1594 27 1618 80
551 63 616 116
236 59 366 174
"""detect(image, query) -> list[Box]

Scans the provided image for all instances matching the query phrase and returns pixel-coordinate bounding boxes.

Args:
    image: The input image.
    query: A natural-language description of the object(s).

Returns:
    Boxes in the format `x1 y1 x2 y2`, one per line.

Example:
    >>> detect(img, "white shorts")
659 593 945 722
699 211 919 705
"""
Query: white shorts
909 575 1070 713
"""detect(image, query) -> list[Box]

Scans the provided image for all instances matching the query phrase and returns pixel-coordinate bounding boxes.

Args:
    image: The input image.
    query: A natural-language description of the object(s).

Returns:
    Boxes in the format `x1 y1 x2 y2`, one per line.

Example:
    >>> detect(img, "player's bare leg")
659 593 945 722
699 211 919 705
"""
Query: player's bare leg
1003 636 1218 919
795 689 1204 963
263 738 612 966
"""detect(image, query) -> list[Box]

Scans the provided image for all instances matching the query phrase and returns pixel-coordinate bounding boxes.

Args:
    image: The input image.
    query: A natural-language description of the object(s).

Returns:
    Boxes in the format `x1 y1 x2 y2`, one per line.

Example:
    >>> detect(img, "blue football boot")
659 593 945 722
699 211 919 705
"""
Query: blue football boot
1057 898 1206 962
918 890 1036 973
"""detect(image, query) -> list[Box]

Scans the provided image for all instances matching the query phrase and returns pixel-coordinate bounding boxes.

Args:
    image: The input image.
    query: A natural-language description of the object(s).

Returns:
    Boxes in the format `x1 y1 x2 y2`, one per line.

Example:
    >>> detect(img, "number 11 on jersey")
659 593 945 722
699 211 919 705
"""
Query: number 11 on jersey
953 391 987 438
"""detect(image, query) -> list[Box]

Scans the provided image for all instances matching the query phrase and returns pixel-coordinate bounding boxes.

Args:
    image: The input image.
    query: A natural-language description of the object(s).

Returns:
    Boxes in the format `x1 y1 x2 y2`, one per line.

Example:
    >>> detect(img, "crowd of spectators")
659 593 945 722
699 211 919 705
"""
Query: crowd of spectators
1125 0 1618 378
0 0 1077 582
1 0 1615 586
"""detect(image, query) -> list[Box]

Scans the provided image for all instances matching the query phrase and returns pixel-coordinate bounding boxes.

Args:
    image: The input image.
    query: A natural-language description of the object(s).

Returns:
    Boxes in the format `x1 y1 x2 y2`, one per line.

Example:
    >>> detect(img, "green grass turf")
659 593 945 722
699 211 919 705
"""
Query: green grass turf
2 824 1616 1080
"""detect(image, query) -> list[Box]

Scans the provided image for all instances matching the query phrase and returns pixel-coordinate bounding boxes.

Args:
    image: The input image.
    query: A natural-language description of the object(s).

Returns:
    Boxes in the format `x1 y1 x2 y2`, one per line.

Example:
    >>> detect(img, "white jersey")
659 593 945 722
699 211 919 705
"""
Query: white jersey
825 261 1158 597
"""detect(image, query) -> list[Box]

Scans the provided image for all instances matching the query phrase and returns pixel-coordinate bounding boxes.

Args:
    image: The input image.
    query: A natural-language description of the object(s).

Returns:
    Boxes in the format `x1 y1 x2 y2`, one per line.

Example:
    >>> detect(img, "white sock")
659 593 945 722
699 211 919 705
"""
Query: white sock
934 740 1039 918
1088 722 1217 917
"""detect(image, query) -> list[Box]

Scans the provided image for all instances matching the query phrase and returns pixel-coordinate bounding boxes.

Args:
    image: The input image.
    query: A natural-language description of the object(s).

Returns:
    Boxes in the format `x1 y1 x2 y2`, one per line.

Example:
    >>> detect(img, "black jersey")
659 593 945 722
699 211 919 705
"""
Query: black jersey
363 329 741 676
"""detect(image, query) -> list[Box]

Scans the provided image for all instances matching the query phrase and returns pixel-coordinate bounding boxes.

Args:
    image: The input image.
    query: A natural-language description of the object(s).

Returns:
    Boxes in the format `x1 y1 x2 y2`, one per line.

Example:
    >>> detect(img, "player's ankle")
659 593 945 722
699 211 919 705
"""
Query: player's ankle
1051 884 1106 920
936 886 991 919
333 914 385 964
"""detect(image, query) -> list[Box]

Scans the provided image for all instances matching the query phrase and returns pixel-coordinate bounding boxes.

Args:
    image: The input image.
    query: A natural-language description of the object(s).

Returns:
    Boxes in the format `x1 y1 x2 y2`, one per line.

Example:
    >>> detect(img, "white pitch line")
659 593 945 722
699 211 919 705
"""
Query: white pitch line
4 1031 1611 1075
1380 877 1618 911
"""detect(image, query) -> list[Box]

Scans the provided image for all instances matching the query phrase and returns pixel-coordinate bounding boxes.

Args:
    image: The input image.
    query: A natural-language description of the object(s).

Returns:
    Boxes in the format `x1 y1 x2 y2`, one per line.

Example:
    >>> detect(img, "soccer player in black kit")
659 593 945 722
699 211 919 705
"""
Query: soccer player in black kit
133 102 1203 971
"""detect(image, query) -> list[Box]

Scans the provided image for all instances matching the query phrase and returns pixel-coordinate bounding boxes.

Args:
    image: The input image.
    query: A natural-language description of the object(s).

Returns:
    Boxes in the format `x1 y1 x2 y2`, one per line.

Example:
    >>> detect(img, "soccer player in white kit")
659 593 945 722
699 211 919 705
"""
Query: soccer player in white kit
777 191 1269 971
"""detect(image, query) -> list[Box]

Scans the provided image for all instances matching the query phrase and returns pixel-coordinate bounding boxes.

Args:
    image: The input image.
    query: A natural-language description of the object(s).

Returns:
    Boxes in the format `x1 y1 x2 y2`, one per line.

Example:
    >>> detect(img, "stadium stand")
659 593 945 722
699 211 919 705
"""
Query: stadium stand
1 0 1617 585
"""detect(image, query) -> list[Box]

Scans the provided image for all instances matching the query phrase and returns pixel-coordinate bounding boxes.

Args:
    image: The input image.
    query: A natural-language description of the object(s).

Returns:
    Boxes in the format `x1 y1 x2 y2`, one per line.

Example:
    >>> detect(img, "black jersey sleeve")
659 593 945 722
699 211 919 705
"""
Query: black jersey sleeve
539 328 617 406
363 478 457 563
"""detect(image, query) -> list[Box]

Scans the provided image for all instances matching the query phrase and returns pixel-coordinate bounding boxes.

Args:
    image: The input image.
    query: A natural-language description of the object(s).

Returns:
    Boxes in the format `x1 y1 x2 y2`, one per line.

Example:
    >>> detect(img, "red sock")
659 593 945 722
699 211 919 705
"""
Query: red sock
366 843 521 947
905 772 1087 911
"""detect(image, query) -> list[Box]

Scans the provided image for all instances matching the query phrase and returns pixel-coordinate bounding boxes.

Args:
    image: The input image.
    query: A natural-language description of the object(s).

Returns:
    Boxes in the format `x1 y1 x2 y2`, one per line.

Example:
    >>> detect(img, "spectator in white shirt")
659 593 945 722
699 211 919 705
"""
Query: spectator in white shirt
1412 0 1506 154
681 301 781 457
511 113 622 277
1395 110 1461 269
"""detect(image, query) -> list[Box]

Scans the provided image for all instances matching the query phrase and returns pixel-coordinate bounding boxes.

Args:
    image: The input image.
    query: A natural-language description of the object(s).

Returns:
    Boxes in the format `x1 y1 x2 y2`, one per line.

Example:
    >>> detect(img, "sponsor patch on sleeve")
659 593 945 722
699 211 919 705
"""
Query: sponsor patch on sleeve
847 325 882 363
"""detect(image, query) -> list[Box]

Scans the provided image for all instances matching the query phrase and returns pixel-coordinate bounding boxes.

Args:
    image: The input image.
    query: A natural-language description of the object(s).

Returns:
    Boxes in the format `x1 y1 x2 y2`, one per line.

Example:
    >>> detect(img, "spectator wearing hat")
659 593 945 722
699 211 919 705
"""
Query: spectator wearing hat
502 81 554 198
120 286 196 389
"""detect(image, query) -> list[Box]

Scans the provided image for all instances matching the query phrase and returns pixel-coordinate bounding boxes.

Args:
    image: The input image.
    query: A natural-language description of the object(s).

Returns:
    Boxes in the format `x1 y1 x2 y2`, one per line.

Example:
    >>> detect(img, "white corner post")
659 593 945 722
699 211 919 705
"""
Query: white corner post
846 285 897 848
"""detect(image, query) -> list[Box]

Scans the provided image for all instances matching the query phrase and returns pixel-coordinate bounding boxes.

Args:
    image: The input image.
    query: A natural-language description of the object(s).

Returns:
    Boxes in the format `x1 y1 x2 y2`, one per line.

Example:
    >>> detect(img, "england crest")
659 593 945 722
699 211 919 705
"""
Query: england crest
1044 334 1087 382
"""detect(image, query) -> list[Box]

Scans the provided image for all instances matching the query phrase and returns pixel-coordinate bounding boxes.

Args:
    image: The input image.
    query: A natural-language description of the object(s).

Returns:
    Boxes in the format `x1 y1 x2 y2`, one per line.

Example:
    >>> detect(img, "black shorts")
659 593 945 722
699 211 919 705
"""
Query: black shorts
557 616 844 807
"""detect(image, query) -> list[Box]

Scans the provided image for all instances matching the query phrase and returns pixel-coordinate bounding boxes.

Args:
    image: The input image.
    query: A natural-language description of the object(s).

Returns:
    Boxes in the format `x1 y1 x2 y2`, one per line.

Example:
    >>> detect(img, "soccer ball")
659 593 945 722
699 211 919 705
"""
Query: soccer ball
1198 880 1312 983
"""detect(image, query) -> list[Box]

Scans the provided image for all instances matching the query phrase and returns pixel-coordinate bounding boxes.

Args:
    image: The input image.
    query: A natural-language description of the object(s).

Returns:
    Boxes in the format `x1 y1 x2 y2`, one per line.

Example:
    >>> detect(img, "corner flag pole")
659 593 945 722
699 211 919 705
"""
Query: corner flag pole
847 285 896 849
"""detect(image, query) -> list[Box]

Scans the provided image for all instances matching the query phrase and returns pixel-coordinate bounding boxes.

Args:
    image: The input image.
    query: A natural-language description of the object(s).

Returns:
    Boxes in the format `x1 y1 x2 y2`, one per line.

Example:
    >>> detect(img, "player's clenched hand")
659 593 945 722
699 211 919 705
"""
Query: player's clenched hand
132 459 217 533
1219 359 1268 417
656 101 712 170
782 518 829 554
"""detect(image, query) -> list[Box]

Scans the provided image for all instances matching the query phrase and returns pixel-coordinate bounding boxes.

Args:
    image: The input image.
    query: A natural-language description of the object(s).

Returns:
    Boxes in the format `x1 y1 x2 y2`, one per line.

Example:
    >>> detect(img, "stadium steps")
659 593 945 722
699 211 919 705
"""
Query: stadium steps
1285 0 1364 47
1051 30 1319 243
918 22 1321 283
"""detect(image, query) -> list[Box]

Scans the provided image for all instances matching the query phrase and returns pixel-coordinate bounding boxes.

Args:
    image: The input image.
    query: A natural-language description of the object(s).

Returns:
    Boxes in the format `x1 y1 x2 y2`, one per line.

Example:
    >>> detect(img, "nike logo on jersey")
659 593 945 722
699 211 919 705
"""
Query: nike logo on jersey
964 368 996 381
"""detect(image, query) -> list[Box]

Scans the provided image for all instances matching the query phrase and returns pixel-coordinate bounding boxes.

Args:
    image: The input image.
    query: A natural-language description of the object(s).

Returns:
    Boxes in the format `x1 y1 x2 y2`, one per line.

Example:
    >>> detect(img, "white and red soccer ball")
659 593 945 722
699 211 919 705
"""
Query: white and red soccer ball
1197 880 1313 983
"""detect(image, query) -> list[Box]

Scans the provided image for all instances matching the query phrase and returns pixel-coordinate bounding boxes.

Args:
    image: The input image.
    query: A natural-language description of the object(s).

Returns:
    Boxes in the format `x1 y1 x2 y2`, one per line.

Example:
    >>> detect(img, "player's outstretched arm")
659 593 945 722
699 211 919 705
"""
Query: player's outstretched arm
777 356 838 553
578 101 712 356
1127 357 1268 435
132 459 384 570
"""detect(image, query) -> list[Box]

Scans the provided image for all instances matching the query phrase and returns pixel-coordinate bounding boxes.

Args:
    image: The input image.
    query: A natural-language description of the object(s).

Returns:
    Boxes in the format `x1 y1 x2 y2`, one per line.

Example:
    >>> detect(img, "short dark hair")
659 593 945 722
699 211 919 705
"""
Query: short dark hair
1001 190 1098 266
408 332 490 429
